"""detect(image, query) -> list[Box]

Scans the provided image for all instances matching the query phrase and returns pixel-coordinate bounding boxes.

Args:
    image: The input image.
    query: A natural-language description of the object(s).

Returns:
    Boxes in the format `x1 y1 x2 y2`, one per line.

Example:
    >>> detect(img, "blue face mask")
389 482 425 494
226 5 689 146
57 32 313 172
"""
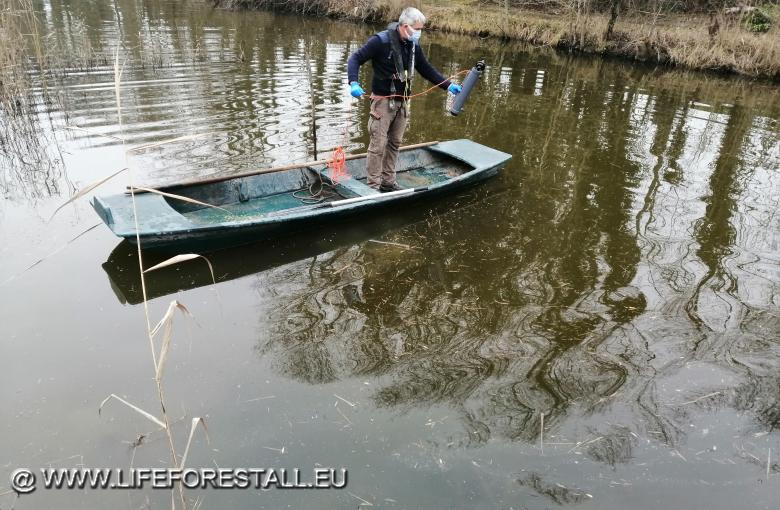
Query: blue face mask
410 28 422 44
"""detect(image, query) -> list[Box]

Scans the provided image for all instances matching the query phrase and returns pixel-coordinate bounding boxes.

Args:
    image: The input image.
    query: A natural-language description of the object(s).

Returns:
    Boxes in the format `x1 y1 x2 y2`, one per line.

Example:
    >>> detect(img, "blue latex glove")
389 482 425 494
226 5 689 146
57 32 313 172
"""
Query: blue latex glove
448 83 462 95
350 82 365 98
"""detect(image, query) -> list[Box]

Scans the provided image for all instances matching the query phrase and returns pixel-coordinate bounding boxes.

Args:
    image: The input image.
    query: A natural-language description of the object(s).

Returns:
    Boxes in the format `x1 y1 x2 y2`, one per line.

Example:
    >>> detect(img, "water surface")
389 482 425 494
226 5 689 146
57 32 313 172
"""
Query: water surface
1 1 779 508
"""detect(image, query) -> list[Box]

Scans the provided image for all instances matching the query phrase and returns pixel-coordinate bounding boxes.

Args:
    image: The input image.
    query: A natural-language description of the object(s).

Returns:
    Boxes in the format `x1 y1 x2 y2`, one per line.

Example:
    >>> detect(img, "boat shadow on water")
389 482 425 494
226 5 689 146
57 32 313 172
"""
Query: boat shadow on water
101 183 500 305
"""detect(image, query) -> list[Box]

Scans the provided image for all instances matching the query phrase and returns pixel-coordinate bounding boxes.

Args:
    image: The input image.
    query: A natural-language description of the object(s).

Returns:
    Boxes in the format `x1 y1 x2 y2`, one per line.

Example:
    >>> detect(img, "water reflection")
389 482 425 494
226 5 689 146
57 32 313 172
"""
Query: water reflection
0 99 69 200
247 46 779 462
3 0 779 504
101 190 488 303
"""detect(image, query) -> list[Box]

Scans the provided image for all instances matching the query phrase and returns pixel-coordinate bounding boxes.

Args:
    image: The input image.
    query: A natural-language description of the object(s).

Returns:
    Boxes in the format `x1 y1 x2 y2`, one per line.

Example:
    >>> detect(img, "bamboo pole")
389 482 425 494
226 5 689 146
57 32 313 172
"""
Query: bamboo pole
127 141 440 194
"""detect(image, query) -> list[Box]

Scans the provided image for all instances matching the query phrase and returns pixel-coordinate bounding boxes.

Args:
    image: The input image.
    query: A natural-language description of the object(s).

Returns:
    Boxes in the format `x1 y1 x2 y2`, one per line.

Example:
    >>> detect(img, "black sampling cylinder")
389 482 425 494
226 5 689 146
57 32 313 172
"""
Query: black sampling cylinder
449 59 486 116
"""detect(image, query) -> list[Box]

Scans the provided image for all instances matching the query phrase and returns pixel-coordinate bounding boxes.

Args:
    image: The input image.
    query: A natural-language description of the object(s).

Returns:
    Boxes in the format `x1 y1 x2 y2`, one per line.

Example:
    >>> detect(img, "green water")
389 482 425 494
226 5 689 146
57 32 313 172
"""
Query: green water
1 1 779 508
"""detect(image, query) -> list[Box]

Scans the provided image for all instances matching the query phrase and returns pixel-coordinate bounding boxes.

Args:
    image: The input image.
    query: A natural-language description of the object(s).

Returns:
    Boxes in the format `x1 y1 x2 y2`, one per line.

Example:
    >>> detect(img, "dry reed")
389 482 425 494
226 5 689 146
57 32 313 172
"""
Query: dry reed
0 0 68 197
44 48 216 509
104 52 211 509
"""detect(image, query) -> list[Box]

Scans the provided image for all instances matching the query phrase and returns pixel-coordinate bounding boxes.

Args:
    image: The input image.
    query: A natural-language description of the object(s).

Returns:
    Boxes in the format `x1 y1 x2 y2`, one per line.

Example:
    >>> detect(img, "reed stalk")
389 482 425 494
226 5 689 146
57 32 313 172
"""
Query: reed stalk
48 49 214 509
112 48 217 509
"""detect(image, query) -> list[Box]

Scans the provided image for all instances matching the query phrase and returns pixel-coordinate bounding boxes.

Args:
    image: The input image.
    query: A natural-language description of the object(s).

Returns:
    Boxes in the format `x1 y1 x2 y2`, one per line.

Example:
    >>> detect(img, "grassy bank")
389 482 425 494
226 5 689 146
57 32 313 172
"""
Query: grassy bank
212 0 780 80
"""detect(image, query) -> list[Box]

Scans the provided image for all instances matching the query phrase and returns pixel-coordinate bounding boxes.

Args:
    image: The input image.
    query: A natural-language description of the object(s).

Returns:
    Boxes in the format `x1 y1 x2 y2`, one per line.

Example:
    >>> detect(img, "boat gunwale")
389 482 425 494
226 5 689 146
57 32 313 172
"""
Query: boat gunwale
96 140 512 242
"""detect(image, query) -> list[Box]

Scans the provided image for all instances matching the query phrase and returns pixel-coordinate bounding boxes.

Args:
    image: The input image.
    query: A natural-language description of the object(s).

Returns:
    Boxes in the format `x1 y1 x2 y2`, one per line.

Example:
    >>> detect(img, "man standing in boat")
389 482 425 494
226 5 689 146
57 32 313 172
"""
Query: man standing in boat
347 7 461 192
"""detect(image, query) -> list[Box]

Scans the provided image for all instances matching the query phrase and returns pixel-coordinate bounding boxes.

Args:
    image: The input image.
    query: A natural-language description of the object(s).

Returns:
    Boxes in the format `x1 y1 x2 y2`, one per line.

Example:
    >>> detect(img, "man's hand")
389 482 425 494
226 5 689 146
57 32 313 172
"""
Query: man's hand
448 83 462 95
350 82 366 98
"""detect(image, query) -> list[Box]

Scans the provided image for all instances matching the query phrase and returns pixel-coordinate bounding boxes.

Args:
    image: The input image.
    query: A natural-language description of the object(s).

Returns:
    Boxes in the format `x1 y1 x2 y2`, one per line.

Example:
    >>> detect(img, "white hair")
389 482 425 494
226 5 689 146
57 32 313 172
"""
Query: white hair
399 7 426 26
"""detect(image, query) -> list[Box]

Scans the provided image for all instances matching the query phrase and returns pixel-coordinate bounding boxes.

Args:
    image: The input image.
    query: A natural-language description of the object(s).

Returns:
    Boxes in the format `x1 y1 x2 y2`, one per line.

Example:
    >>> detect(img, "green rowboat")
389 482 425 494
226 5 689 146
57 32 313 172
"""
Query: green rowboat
91 139 511 250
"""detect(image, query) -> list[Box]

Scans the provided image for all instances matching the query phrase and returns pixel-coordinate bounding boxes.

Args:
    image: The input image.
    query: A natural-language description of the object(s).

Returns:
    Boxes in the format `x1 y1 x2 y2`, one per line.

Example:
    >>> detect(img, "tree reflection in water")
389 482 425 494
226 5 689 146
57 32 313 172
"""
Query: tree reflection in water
256 55 779 468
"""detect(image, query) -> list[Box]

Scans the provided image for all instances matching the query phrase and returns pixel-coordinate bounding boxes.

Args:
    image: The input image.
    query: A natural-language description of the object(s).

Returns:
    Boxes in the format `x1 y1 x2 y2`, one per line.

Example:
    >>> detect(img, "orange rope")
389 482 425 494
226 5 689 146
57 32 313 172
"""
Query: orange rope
369 69 471 100
327 92 354 184
328 146 347 183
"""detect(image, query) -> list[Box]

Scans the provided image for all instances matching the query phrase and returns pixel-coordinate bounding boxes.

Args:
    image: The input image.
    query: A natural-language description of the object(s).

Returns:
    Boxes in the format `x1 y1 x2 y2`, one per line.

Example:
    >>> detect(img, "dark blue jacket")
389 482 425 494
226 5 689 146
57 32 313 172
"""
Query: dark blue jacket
347 28 451 97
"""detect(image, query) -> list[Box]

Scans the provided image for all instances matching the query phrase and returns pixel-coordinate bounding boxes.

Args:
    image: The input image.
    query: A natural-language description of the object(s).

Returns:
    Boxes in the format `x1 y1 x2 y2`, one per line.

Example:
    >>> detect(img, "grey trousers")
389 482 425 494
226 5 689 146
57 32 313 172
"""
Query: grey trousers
366 97 408 188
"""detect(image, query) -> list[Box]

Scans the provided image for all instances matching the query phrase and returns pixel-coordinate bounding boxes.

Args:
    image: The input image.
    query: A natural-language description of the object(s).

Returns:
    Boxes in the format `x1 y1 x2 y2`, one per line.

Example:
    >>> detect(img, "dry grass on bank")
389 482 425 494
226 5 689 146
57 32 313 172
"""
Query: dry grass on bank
215 0 780 79
640 17 779 77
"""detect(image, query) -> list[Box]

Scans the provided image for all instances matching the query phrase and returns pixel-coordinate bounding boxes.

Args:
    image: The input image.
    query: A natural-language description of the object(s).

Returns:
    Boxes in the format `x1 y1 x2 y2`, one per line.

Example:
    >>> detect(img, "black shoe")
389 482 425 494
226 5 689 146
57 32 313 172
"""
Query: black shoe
379 182 404 193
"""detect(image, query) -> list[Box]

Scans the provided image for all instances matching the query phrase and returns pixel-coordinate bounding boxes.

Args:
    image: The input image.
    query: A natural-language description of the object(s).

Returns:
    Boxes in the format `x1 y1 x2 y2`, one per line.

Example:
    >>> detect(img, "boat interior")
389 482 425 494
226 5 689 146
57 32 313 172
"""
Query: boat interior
163 148 475 223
